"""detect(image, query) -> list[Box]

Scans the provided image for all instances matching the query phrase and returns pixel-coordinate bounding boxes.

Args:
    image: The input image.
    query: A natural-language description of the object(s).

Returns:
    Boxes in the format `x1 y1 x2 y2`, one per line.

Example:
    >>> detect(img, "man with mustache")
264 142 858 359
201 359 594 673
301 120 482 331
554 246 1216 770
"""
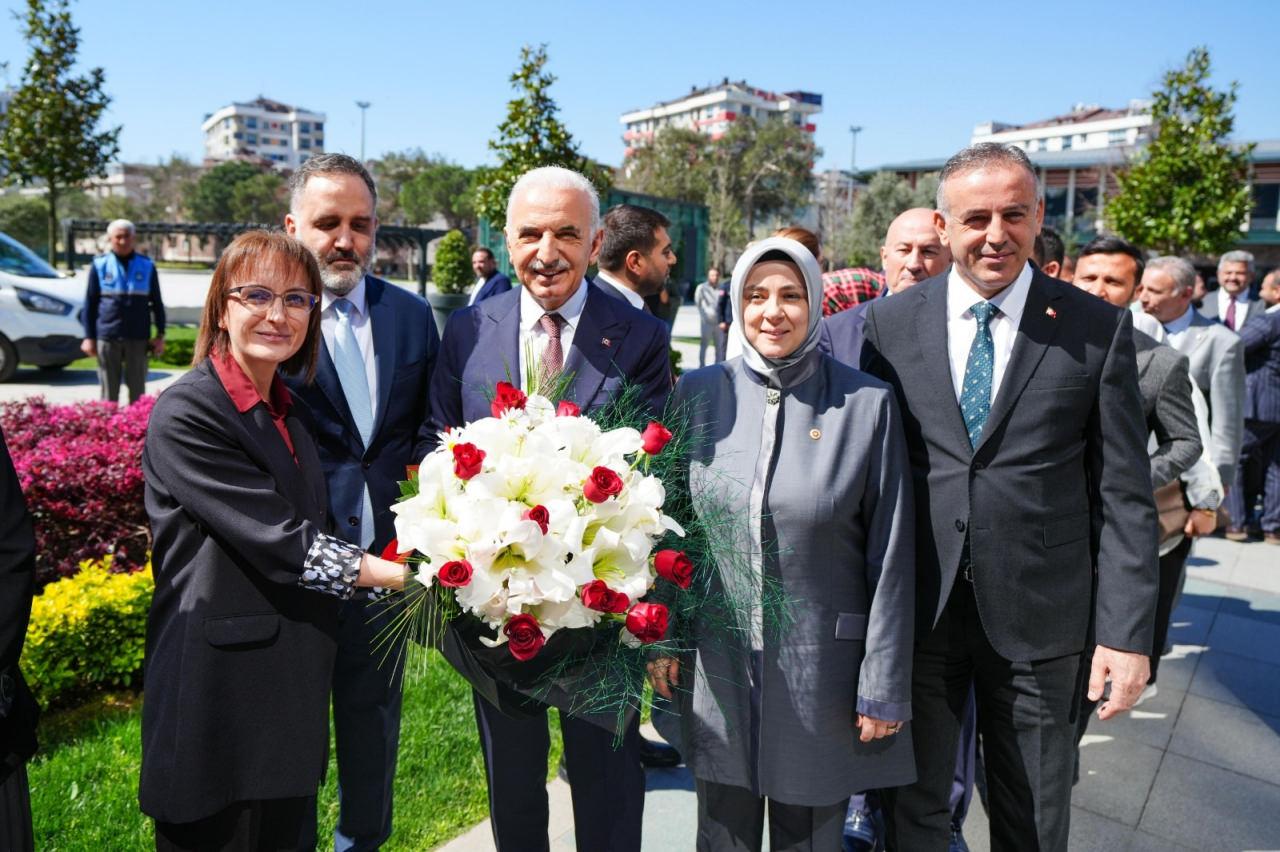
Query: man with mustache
425 166 671 851
283 153 439 850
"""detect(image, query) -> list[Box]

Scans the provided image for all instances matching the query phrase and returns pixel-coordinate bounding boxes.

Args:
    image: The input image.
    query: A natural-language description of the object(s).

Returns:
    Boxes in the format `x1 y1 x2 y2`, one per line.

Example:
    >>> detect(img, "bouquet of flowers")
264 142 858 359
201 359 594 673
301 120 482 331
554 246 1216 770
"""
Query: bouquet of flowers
388 382 692 689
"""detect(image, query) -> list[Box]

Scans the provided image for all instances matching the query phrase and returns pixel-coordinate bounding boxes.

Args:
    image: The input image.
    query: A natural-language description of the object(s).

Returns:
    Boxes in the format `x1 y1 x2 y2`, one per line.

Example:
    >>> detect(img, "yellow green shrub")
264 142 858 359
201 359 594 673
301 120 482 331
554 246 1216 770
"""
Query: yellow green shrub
21 556 153 708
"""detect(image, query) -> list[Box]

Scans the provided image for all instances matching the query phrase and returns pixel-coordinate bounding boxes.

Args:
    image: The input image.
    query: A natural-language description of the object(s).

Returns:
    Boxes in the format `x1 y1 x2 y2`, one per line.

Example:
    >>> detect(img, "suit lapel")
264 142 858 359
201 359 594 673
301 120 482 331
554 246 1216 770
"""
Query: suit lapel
366 278 395 438
975 274 1061 455
485 292 523 386
565 287 627 409
913 284 972 453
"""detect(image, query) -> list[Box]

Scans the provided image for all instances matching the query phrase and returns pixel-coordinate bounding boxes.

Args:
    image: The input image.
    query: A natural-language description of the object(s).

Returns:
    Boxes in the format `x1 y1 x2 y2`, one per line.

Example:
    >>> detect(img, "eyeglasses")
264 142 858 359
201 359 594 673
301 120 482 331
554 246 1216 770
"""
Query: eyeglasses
229 286 318 315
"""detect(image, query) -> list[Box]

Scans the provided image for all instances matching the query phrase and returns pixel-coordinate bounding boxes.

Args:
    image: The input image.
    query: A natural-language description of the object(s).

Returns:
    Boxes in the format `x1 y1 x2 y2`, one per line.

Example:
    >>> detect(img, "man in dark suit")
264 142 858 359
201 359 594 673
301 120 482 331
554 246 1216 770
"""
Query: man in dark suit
820 207 948 366
283 153 439 851
1230 309 1280 542
1199 250 1264 331
426 166 671 852
0 430 37 852
469 246 513 305
593 203 678 314
863 143 1157 852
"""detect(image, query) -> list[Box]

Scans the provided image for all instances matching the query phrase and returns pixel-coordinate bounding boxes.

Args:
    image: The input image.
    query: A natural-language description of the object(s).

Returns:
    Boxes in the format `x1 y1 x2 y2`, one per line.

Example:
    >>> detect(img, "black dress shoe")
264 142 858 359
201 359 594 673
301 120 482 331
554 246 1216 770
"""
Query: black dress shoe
638 737 681 768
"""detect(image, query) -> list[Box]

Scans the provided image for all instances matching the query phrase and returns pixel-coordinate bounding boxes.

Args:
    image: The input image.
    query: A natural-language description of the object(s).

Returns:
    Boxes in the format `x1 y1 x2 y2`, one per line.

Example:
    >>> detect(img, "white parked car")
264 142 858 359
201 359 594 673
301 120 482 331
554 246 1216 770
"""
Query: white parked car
0 231 85 382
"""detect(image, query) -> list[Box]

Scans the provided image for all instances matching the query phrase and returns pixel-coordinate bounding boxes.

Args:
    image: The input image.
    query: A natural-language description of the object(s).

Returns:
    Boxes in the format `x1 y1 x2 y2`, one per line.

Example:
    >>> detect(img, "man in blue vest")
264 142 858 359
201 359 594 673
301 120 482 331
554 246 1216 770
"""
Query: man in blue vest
81 219 165 404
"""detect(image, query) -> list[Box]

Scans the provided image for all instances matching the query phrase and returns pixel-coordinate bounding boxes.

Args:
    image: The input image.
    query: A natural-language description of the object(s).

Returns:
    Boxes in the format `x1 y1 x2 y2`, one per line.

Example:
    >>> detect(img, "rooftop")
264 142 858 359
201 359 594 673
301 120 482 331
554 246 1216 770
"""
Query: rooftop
874 138 1280 173
623 79 821 114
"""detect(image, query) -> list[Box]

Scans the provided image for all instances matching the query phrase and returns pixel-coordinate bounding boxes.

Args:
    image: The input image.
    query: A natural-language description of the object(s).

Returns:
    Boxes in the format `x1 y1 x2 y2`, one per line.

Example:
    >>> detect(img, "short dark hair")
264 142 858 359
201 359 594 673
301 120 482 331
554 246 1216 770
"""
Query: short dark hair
598 204 671 272
193 230 324 382
472 246 495 260
288 153 378 211
1034 227 1065 268
937 143 1042 215
1077 235 1146 286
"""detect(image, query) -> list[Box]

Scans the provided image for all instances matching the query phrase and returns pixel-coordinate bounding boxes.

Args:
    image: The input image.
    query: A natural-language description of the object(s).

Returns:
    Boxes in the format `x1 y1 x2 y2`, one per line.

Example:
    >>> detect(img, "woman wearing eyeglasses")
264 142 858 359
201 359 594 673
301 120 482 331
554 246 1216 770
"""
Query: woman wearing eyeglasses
139 230 407 850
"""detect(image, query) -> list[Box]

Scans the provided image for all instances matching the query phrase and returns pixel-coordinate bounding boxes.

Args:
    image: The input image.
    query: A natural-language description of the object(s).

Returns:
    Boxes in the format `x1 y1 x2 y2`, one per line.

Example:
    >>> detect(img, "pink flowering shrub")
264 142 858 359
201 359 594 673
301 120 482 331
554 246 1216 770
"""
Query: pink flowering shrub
2 396 154 587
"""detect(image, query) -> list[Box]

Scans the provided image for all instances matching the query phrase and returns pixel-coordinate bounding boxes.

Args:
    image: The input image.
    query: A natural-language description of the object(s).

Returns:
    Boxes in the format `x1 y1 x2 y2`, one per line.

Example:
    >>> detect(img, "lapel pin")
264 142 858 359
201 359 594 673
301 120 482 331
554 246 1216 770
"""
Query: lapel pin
809 428 822 440
1045 307 1057 319
601 338 612 348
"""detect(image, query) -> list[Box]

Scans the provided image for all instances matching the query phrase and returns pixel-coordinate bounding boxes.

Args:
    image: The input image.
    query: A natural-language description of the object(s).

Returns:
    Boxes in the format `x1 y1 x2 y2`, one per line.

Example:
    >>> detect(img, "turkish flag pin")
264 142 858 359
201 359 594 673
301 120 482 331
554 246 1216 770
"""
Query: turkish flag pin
601 338 612 348
1045 307 1057 319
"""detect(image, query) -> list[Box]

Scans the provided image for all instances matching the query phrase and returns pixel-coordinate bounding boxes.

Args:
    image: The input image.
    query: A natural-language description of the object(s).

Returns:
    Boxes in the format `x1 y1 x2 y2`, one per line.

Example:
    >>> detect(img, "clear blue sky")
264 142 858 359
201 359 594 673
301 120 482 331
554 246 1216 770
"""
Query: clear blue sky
2 0 1278 173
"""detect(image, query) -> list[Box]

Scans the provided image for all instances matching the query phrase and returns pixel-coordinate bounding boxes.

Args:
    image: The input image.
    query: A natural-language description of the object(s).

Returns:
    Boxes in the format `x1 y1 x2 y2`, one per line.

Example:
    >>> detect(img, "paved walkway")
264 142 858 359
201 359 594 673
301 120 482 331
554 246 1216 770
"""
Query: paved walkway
439 536 1280 851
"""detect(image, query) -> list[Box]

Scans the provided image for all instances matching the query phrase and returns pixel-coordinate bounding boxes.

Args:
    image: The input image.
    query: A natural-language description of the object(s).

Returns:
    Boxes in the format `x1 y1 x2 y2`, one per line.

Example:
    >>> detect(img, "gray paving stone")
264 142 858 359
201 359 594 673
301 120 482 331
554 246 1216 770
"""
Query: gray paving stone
1127 829 1196 851
1167 694 1280 785
1074 736 1164 825
1139 752 1280 851
1083 685 1185 751
1066 807 1140 850
1188 651 1280 718
1205 611 1280 666
1151 646 1199 694
1167 603 1216 646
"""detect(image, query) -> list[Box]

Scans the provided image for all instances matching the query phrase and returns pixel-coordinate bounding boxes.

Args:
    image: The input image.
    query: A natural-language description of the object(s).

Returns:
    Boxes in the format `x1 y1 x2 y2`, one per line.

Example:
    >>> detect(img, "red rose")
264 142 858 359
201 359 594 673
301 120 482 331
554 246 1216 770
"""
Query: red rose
653 549 693 589
379 538 411 564
504 613 546 661
625 602 669 644
452 443 485 480
641 421 673 455
556 400 581 417
491 381 528 417
523 504 551 534
437 559 473 588
580 579 631 613
582 466 624 503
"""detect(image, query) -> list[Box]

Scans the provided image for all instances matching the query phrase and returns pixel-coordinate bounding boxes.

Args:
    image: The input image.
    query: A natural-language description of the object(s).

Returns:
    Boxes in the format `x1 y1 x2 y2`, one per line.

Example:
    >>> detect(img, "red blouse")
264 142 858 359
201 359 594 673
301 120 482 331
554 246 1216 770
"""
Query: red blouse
210 350 297 461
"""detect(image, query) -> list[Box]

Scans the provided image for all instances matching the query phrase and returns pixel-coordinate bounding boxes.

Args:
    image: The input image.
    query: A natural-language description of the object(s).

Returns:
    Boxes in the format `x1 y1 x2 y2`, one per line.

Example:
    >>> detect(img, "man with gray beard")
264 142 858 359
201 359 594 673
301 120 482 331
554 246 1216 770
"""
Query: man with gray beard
283 153 439 850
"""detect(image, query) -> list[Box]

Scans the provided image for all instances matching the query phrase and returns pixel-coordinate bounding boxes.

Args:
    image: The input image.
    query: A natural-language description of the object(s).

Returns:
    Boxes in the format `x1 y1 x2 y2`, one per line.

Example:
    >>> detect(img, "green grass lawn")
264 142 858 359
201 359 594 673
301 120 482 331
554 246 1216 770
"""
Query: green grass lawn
29 649 564 850
62 326 198 372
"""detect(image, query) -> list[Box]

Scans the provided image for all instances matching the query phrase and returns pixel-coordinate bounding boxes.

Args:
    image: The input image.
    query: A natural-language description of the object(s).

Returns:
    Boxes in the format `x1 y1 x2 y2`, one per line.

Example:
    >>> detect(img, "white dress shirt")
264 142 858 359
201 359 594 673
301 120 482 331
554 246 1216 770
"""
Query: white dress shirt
1216 287 1251 327
1161 305 1197 349
1267 302 1280 314
594 270 646 311
321 276 378 420
945 262 1033 403
468 276 487 306
517 279 589 390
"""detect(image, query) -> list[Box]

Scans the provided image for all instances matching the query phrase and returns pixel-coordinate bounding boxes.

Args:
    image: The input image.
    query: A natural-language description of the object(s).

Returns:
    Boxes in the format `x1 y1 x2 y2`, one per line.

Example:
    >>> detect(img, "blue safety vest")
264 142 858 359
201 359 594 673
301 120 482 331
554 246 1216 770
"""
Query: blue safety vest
93 252 155 296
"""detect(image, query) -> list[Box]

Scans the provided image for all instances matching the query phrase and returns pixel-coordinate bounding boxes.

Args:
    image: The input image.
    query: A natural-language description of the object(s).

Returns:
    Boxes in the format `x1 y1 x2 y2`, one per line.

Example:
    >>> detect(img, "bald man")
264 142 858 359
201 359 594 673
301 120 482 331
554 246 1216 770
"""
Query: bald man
819 208 951 366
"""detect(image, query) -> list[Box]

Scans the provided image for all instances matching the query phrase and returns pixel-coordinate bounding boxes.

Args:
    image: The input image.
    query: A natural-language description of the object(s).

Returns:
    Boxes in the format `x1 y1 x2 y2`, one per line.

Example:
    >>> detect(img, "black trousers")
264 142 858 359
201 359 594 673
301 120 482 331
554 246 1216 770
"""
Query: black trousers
695 778 845 852
0 762 33 852
881 581 1083 852
1150 536 1193 682
472 690 644 852
153 797 317 851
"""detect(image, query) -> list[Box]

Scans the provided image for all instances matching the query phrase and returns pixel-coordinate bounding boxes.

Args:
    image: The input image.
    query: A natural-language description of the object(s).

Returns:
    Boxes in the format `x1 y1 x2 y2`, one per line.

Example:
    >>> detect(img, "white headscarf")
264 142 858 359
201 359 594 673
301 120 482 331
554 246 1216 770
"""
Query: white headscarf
728 236 825 386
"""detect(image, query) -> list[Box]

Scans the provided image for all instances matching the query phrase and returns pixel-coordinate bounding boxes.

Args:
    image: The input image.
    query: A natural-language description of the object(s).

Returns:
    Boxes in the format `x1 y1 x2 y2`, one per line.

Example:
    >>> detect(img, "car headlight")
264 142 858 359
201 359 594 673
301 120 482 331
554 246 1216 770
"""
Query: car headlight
15 287 75 316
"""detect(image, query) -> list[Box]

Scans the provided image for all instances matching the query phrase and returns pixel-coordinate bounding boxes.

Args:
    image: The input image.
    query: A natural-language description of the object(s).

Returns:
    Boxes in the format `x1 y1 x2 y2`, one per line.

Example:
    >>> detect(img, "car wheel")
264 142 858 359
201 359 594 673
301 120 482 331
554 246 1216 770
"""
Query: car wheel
0 334 17 383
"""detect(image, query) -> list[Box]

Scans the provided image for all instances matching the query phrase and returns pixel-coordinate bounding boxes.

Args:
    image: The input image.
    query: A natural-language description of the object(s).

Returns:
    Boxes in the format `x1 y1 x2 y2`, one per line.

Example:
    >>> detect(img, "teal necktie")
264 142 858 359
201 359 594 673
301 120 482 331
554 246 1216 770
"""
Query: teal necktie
960 302 998 449
332 298 375 548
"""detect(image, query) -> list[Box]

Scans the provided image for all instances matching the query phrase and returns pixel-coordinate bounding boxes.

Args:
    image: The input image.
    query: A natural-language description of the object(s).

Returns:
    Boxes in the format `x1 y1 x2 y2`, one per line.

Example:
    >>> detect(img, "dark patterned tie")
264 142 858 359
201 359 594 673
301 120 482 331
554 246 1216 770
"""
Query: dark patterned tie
539 312 564 387
960 301 998 449
1225 298 1237 331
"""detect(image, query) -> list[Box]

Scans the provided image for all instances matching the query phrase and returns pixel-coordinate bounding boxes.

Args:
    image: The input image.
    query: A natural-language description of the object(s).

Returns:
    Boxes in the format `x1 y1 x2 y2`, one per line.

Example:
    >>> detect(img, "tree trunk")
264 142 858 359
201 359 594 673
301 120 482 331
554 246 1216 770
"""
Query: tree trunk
46 183 59 266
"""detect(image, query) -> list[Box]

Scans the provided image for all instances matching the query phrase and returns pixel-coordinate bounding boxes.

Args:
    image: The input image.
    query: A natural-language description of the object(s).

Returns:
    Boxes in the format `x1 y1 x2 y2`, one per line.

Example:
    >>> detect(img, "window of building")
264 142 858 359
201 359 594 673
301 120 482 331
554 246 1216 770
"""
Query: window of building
224 118 231 128
1250 183 1279 230
233 132 243 140
1060 135 1073 150
1108 129 1127 145
314 122 324 132
246 117 257 129
247 133 257 144
299 121 310 132
300 139 311 149
742 105 752 117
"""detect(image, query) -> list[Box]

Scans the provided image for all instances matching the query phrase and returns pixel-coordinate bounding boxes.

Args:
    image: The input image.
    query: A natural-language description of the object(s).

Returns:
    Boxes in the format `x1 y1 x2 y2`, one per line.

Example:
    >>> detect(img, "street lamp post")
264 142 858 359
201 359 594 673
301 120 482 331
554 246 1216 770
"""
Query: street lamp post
848 125 863 210
356 100 371 160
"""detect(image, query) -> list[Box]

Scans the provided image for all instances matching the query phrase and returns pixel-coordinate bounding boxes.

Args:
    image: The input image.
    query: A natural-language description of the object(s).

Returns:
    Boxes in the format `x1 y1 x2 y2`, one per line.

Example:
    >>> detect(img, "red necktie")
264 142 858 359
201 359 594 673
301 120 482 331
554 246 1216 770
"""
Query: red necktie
1225 298 1237 330
539 313 563 388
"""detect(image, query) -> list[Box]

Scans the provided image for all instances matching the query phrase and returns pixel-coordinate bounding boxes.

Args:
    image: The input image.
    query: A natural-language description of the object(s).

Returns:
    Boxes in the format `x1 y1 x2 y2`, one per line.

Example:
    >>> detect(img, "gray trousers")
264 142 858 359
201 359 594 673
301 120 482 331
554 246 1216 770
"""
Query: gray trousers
696 778 845 852
97 338 149 404
699 321 727 367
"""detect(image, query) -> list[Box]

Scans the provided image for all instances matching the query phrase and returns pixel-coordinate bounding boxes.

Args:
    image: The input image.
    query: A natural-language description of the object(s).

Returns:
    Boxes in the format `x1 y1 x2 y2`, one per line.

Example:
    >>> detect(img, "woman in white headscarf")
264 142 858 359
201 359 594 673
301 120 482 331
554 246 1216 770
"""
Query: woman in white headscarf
648 237 917 851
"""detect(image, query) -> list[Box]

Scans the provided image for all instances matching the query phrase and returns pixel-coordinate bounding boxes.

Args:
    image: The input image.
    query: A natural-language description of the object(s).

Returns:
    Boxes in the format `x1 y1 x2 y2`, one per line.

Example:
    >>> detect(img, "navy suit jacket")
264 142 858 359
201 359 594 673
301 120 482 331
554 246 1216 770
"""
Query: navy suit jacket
425 283 671 440
817 300 872 367
474 271 513 304
1239 310 1280 423
285 276 439 552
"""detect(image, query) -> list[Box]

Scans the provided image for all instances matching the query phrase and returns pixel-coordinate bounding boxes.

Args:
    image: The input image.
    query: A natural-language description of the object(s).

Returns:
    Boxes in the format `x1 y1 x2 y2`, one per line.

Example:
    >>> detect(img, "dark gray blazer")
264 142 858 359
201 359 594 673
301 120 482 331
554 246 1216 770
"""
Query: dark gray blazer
1239 310 1280 424
1133 330 1201 488
140 360 340 823
0 430 37 779
1199 294 1265 329
862 268 1158 662
817 300 872 367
